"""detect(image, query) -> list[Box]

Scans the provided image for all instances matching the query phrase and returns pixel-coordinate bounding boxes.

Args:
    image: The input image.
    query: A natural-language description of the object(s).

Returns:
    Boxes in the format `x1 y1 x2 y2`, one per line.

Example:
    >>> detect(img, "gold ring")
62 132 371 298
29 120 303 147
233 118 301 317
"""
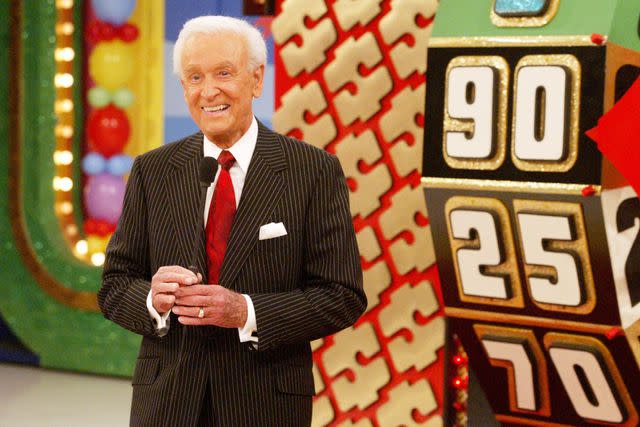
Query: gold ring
198 307 205 319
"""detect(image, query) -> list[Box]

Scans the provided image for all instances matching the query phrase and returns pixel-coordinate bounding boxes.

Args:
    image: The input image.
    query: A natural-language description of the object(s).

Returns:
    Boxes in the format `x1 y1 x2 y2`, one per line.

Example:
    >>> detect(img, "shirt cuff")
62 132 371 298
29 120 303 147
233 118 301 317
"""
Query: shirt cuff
146 290 170 337
238 294 258 343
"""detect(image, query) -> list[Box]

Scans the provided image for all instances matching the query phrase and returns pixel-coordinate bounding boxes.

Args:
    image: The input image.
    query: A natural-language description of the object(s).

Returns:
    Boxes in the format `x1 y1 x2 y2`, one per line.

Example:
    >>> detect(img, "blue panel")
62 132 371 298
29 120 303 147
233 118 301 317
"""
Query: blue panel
494 0 549 16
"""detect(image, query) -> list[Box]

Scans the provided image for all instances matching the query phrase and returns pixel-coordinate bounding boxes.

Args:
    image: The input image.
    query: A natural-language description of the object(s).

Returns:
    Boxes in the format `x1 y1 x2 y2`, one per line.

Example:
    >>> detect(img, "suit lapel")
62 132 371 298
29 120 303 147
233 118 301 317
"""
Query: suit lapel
220 123 287 287
164 133 208 277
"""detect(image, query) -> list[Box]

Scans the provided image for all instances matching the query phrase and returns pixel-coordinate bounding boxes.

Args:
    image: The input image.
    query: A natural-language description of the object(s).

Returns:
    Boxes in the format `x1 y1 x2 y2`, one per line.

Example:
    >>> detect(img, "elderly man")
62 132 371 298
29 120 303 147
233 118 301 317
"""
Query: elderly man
98 15 365 427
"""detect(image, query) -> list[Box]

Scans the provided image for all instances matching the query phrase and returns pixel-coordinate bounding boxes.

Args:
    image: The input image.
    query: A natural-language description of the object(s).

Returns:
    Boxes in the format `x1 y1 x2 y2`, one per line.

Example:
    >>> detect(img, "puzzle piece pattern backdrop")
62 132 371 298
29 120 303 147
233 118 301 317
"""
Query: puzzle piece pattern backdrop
273 1 444 425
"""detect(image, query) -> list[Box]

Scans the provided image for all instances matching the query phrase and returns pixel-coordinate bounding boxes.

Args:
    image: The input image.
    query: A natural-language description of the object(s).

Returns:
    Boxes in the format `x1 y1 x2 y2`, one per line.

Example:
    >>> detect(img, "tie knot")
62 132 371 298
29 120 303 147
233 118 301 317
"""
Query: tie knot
217 150 235 171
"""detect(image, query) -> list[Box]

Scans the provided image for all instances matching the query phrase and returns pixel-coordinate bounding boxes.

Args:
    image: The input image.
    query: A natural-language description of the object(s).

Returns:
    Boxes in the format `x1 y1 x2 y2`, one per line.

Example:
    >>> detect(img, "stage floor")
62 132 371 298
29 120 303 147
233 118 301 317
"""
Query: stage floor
0 363 131 426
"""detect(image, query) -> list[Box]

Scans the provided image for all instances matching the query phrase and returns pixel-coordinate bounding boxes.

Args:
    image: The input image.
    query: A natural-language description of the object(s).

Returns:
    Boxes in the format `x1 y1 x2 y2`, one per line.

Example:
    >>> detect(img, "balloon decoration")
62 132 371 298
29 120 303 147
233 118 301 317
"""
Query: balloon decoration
91 0 137 26
89 41 135 90
87 105 130 157
83 0 138 263
84 173 126 224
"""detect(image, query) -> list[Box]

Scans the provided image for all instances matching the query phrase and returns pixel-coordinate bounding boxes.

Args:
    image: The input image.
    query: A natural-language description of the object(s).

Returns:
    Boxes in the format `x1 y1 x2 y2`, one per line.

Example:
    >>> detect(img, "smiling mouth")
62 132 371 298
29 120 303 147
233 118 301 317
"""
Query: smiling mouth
201 105 229 113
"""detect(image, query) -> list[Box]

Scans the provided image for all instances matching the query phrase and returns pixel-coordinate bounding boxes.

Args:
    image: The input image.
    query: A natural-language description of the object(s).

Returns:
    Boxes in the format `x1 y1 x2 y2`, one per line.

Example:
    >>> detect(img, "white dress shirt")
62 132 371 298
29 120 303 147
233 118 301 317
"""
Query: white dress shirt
146 117 259 344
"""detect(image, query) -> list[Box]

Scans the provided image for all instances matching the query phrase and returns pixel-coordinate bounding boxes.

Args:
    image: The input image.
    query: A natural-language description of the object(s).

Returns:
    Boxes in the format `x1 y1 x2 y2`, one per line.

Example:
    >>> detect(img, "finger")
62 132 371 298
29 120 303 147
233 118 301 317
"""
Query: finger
153 294 175 312
172 305 202 317
154 272 198 286
156 265 198 276
151 282 179 295
175 284 219 297
197 273 203 283
177 316 221 326
174 295 212 307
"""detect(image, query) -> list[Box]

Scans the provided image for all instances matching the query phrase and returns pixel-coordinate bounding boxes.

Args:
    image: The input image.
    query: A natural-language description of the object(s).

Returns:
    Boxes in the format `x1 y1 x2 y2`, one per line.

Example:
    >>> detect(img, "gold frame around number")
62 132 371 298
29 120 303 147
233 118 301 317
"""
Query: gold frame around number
445 196 525 308
510 54 581 173
513 199 595 314
443 56 510 171
490 0 560 28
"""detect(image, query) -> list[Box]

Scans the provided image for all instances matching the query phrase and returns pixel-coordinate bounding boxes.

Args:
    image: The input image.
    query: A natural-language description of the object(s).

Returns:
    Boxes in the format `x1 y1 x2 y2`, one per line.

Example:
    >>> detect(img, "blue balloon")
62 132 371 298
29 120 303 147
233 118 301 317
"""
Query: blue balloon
91 0 137 26
107 154 133 176
82 152 106 175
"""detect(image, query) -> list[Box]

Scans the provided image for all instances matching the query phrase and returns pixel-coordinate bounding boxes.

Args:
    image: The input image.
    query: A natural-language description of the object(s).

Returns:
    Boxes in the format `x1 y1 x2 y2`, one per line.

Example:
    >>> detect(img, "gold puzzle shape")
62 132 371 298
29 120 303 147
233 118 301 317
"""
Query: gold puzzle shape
272 0 337 76
323 33 393 125
356 226 381 262
273 82 337 150
379 185 436 274
334 130 393 218
313 363 325 393
312 339 325 392
322 323 391 411
337 419 374 427
332 0 384 31
363 260 391 313
378 0 438 78
311 395 335 427
379 280 444 372
380 83 426 177
377 380 441 427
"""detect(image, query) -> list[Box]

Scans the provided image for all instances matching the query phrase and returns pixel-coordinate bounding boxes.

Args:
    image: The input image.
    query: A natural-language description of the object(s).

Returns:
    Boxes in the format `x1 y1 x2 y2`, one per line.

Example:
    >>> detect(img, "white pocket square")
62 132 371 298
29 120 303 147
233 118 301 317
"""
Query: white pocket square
259 222 287 240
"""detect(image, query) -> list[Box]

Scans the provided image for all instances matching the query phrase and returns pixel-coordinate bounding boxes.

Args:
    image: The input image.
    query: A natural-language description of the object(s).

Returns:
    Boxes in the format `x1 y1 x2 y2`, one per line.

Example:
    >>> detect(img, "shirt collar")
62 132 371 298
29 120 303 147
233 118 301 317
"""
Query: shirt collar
202 116 258 174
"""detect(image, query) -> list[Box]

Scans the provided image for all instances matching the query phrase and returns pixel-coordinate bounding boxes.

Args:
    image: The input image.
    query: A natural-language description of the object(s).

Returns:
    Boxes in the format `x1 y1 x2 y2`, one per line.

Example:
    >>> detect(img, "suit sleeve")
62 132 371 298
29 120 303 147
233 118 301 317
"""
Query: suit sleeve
250 154 366 351
98 157 157 337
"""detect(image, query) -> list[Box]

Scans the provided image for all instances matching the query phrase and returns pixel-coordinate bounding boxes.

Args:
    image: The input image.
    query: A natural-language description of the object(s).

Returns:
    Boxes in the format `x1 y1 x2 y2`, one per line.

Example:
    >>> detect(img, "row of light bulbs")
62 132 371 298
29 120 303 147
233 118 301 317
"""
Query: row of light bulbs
52 0 105 267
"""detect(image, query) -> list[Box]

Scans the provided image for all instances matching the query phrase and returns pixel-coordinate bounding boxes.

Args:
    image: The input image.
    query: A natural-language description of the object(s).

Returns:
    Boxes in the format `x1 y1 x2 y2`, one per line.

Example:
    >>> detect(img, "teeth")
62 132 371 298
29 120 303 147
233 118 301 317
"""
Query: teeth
202 105 228 112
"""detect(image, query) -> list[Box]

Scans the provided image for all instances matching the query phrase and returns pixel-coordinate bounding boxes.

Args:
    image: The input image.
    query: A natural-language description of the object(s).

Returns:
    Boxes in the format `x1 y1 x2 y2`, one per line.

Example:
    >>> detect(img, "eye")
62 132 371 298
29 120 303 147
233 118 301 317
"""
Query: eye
189 73 202 83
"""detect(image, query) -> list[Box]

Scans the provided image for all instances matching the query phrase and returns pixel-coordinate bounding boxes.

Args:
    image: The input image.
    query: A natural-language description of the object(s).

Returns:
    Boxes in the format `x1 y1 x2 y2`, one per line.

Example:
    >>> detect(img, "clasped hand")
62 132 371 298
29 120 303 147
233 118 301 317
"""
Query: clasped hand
150 265 248 328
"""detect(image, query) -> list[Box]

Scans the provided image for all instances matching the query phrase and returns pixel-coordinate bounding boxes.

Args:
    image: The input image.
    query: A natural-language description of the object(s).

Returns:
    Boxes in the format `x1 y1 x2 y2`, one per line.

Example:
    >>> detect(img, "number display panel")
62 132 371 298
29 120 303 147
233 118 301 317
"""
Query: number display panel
451 318 640 426
424 44 605 185
425 187 620 325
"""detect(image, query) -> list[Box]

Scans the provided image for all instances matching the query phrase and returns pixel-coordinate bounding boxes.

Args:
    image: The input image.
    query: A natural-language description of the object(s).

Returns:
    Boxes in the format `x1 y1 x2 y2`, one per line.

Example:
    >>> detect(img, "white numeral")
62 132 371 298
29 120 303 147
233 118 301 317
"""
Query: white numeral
446 66 495 159
450 210 508 299
549 347 623 423
518 213 581 306
481 339 536 411
514 66 568 161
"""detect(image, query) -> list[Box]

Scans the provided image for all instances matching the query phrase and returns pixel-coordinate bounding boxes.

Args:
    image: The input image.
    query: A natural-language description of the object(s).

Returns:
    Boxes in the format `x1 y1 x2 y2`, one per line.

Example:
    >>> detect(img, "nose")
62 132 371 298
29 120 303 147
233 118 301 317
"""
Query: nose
202 76 220 99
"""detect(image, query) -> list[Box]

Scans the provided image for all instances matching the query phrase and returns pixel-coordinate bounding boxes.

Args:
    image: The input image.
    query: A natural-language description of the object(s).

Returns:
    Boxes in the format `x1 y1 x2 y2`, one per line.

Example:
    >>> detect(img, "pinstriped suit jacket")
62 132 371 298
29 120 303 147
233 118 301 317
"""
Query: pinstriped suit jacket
98 123 366 426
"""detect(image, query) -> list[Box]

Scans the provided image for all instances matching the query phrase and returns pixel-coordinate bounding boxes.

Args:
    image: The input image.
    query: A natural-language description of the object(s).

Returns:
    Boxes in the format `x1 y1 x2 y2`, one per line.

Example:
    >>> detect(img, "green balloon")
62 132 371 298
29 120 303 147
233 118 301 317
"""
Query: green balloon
88 87 111 108
113 88 135 108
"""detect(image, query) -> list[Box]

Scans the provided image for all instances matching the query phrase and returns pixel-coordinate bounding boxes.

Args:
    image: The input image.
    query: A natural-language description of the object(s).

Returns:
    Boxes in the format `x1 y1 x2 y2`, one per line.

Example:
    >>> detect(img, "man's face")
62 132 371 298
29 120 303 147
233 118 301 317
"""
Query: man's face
180 32 264 148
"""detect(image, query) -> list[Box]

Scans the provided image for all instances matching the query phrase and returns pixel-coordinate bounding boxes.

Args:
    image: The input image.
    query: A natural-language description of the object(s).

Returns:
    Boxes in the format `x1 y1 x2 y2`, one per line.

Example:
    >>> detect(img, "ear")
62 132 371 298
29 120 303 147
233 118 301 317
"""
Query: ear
251 64 265 98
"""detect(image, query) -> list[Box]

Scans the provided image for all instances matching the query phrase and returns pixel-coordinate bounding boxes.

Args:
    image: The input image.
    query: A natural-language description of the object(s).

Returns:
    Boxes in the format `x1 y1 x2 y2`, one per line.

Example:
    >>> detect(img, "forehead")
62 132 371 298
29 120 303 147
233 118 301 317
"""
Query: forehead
181 31 248 69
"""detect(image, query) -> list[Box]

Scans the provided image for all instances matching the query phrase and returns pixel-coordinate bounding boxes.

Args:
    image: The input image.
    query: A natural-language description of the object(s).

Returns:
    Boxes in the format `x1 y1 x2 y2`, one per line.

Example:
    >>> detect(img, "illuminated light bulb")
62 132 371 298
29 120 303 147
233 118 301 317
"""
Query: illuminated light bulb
53 150 73 165
53 176 73 192
55 47 75 62
91 252 105 266
66 224 78 235
56 23 74 35
55 99 73 113
56 0 73 9
55 125 73 138
54 73 74 88
55 201 73 215
75 240 88 255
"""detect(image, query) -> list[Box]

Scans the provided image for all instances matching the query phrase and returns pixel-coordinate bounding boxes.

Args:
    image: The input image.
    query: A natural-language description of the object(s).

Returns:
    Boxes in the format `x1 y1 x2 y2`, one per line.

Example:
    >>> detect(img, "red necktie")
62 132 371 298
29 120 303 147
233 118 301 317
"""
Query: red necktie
205 150 236 283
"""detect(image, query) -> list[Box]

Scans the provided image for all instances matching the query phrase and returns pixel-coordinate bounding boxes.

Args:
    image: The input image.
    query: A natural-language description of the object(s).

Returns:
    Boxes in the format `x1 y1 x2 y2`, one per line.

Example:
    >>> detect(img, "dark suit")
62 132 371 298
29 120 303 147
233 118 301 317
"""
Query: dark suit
98 123 366 426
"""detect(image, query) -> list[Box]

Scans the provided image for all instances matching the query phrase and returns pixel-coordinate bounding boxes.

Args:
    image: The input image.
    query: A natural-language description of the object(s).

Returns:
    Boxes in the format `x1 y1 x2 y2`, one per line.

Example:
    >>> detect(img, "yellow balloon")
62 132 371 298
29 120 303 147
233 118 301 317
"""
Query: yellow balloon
89 41 135 90
87 235 110 254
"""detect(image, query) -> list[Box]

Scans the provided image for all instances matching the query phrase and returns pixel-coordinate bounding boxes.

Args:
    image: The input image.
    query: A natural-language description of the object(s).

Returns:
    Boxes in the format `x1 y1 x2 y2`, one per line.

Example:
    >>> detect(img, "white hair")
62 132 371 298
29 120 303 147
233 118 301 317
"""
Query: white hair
173 15 267 76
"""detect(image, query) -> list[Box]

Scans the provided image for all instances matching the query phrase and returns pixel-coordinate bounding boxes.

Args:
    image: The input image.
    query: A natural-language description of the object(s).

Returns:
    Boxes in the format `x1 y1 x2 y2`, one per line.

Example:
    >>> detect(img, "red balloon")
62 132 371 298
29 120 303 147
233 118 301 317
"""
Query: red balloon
99 22 116 41
84 218 98 235
95 219 115 237
87 105 130 157
86 22 102 43
119 23 139 43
